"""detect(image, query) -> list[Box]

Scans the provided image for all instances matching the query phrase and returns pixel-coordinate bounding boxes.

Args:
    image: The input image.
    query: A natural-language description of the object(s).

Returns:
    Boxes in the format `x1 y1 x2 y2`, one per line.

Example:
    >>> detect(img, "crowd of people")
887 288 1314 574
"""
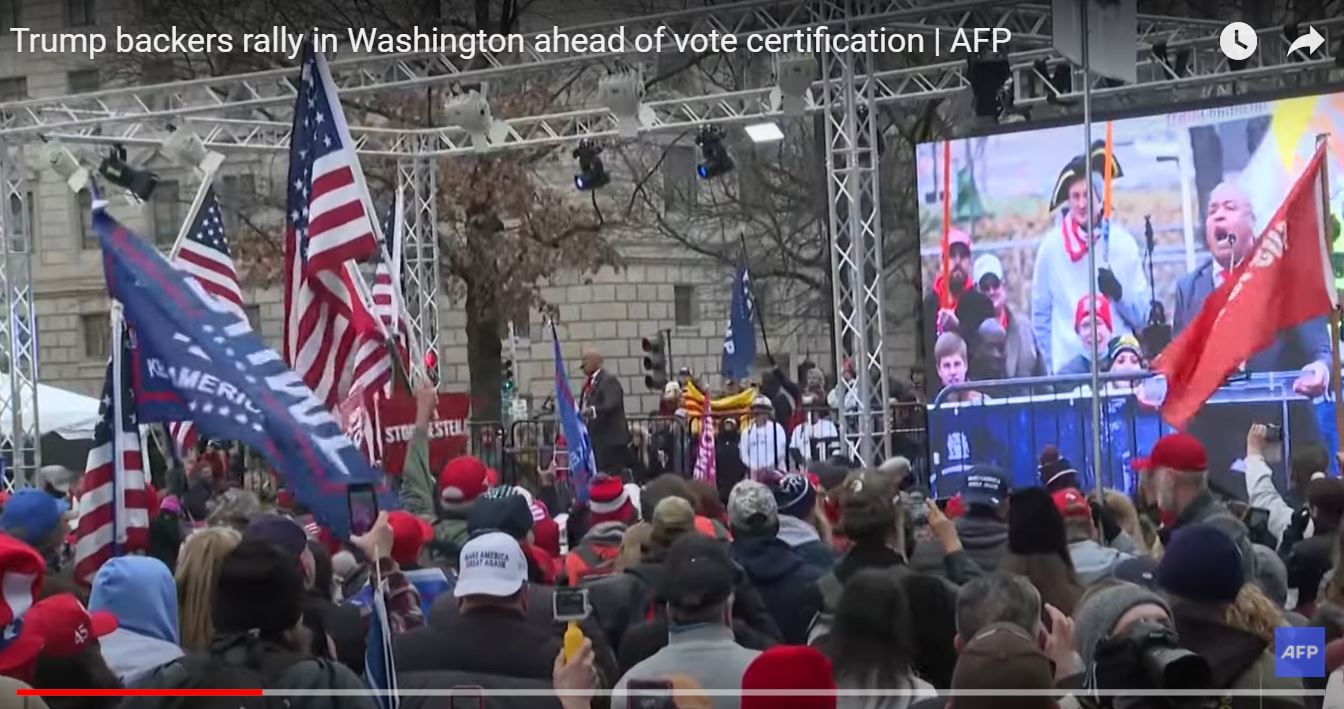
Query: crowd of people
0 383 1342 708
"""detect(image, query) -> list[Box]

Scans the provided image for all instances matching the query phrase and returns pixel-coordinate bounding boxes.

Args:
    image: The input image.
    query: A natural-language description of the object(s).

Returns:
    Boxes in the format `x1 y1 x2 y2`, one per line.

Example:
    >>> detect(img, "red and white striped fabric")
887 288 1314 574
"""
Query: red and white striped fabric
74 320 150 585
350 260 410 397
283 45 382 409
165 187 244 457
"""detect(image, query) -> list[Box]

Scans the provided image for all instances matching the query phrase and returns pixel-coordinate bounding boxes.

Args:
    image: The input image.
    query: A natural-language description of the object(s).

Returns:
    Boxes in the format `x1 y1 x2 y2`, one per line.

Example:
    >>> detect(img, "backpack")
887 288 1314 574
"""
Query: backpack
143 634 319 709
567 542 621 585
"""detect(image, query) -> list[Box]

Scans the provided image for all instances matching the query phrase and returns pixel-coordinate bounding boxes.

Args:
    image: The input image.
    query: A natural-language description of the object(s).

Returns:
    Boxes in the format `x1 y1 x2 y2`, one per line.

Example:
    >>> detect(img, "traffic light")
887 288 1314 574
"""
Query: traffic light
501 357 515 393
642 335 667 390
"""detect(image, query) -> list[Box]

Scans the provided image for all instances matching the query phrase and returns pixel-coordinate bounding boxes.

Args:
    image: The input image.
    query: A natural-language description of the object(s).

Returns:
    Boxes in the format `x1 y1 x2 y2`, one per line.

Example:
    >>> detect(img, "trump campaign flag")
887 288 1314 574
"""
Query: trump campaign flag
1155 144 1338 429
721 260 756 381
550 321 596 503
93 203 395 540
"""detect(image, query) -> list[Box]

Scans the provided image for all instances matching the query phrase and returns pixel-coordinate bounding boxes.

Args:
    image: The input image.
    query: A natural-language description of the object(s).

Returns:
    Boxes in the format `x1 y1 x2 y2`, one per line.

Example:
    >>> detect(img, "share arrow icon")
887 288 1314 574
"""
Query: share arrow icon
1287 26 1325 57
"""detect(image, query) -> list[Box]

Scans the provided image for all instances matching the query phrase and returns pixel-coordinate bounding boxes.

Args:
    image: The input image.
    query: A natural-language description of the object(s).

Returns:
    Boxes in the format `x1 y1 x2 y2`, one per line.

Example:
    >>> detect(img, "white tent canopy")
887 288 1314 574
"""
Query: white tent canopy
0 381 102 441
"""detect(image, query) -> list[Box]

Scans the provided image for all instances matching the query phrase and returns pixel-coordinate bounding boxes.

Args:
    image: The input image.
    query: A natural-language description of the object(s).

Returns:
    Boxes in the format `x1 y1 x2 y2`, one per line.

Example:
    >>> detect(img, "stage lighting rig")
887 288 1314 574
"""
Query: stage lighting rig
598 68 648 138
695 126 733 180
773 52 816 115
39 139 90 193
1151 42 1191 78
442 85 507 150
162 126 224 175
968 57 1012 120
573 140 610 191
98 143 159 202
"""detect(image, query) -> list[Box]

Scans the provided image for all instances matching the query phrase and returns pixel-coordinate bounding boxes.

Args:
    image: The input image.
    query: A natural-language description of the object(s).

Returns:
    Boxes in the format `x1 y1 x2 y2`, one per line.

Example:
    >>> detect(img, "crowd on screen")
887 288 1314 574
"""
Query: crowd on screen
0 377 1340 708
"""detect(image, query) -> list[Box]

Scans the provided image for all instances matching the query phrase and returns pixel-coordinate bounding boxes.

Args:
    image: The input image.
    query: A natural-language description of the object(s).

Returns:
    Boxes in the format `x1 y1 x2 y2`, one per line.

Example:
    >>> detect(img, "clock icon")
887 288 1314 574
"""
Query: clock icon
1220 21 1258 61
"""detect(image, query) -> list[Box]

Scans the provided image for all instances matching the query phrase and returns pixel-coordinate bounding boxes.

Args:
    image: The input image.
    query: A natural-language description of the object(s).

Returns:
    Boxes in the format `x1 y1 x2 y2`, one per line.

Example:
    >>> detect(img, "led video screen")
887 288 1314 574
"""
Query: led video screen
914 90 1344 496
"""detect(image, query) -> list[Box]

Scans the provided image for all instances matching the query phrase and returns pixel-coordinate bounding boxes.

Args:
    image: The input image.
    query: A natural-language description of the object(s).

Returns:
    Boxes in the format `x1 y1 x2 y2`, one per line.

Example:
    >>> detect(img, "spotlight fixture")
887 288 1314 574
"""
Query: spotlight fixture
773 52 816 115
597 68 646 138
695 126 733 180
98 144 159 202
572 140 610 191
39 140 90 193
442 86 506 150
744 122 784 143
967 57 1011 119
162 127 224 175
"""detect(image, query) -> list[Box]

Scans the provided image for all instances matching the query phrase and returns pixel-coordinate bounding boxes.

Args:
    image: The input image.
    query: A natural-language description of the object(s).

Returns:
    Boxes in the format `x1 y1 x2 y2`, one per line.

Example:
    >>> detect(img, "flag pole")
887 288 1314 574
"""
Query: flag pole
1315 134 1344 448
939 141 953 311
1080 0 1105 503
166 162 221 262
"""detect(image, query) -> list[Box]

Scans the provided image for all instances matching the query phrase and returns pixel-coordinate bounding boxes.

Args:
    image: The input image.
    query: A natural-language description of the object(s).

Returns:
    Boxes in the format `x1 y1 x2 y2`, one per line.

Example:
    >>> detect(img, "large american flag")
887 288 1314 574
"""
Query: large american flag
350 197 411 398
284 43 382 408
74 317 150 584
167 188 245 455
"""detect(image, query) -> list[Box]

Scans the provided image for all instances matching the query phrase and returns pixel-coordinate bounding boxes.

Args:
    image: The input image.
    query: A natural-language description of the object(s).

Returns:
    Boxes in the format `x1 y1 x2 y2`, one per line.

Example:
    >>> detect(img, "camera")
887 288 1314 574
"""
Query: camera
902 489 928 527
1090 621 1209 708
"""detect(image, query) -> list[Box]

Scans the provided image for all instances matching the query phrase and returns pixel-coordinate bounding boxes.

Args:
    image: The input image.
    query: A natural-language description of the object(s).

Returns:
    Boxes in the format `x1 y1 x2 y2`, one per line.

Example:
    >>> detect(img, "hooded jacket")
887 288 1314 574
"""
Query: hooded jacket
564 521 628 585
87 556 185 684
1171 601 1304 708
910 511 1008 577
1067 539 1133 586
776 515 836 570
730 534 824 644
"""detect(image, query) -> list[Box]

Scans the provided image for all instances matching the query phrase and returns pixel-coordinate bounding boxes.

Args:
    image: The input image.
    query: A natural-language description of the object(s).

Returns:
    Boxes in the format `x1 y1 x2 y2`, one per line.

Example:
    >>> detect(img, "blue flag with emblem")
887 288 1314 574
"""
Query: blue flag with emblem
721 260 756 381
93 202 395 540
550 321 596 503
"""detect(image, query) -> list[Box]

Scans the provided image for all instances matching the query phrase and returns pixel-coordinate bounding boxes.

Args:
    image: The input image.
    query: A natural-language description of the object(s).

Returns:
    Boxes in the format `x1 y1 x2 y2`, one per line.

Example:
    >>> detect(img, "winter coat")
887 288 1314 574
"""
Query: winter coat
394 606 560 684
128 637 374 709
1282 521 1337 610
399 428 472 560
834 672 937 709
730 534 825 644
87 557 185 685
586 550 781 653
910 512 1008 577
776 515 836 570
1067 539 1133 586
1171 602 1304 709
563 520 627 585
613 624 760 709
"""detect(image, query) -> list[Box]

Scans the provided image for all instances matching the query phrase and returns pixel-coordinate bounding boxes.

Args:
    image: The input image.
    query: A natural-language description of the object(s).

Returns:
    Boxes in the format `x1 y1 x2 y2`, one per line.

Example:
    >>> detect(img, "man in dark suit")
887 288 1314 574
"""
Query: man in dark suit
579 347 629 475
1172 181 1330 484
1172 181 1330 392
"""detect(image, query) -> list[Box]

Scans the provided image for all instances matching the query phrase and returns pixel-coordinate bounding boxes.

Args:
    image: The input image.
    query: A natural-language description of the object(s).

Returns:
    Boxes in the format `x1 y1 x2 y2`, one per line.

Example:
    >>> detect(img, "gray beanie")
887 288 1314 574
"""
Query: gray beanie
1073 582 1173 666
1199 514 1261 585
1251 544 1288 608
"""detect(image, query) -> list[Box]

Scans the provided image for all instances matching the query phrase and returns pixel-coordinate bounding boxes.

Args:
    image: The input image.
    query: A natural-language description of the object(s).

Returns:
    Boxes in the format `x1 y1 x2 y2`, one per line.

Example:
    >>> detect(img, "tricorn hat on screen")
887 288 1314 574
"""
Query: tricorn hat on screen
1049 140 1123 212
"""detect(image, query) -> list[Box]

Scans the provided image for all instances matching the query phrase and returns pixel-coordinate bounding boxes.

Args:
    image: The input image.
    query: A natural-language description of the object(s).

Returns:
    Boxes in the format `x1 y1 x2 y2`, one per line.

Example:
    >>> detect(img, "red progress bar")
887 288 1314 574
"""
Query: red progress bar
18 689 264 697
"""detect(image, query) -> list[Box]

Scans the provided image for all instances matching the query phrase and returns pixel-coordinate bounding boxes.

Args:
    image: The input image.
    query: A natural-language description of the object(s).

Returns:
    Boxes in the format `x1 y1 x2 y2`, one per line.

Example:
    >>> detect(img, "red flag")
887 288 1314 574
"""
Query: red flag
1155 144 1337 429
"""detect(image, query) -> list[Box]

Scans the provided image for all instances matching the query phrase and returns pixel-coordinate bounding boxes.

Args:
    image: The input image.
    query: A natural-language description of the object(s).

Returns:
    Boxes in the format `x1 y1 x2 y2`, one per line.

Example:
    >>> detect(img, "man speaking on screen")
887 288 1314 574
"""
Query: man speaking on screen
1031 144 1151 375
1173 181 1330 394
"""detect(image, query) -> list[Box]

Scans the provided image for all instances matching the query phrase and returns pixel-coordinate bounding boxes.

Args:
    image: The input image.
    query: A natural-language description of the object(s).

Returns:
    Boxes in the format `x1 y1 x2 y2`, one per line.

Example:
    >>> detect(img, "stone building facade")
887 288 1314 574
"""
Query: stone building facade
0 0 921 422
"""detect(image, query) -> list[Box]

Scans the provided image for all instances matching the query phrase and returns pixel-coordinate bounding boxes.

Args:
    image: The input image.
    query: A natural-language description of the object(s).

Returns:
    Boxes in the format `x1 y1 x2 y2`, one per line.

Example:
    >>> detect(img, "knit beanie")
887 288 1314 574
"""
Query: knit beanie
213 540 305 637
1038 445 1079 492
1156 524 1245 605
437 455 492 511
740 645 836 709
772 474 818 519
1072 582 1172 666
589 474 636 525
1007 487 1070 561
1251 544 1289 608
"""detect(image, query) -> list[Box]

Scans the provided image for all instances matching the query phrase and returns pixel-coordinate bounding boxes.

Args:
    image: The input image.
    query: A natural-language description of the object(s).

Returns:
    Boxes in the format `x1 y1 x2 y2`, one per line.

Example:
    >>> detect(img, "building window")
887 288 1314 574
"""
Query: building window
673 285 696 327
0 77 27 103
82 313 110 360
65 0 95 27
67 69 100 93
244 305 262 332
662 145 697 212
78 191 95 249
152 179 181 247
0 0 19 32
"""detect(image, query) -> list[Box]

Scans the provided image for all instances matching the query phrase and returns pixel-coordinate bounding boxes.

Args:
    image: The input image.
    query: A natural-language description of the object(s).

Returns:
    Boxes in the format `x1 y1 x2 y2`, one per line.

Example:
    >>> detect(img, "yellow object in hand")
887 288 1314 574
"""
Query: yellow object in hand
563 620 584 663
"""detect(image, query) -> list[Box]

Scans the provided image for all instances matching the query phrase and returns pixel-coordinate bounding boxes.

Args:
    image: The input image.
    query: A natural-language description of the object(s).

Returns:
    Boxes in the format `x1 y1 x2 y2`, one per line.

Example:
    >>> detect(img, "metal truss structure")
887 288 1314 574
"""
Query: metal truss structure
0 140 39 486
0 0 1333 471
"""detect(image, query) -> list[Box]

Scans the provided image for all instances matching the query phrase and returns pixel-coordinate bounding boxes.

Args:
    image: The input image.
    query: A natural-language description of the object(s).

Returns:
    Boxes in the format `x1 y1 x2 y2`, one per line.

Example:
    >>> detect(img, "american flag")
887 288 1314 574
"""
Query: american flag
350 196 411 398
74 317 150 584
284 43 382 408
167 188 245 456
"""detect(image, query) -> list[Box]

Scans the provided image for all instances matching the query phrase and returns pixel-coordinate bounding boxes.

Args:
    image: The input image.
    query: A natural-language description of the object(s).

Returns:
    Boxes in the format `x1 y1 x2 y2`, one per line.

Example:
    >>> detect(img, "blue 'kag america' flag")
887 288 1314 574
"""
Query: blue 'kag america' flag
721 259 756 381
550 320 596 504
93 203 395 539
